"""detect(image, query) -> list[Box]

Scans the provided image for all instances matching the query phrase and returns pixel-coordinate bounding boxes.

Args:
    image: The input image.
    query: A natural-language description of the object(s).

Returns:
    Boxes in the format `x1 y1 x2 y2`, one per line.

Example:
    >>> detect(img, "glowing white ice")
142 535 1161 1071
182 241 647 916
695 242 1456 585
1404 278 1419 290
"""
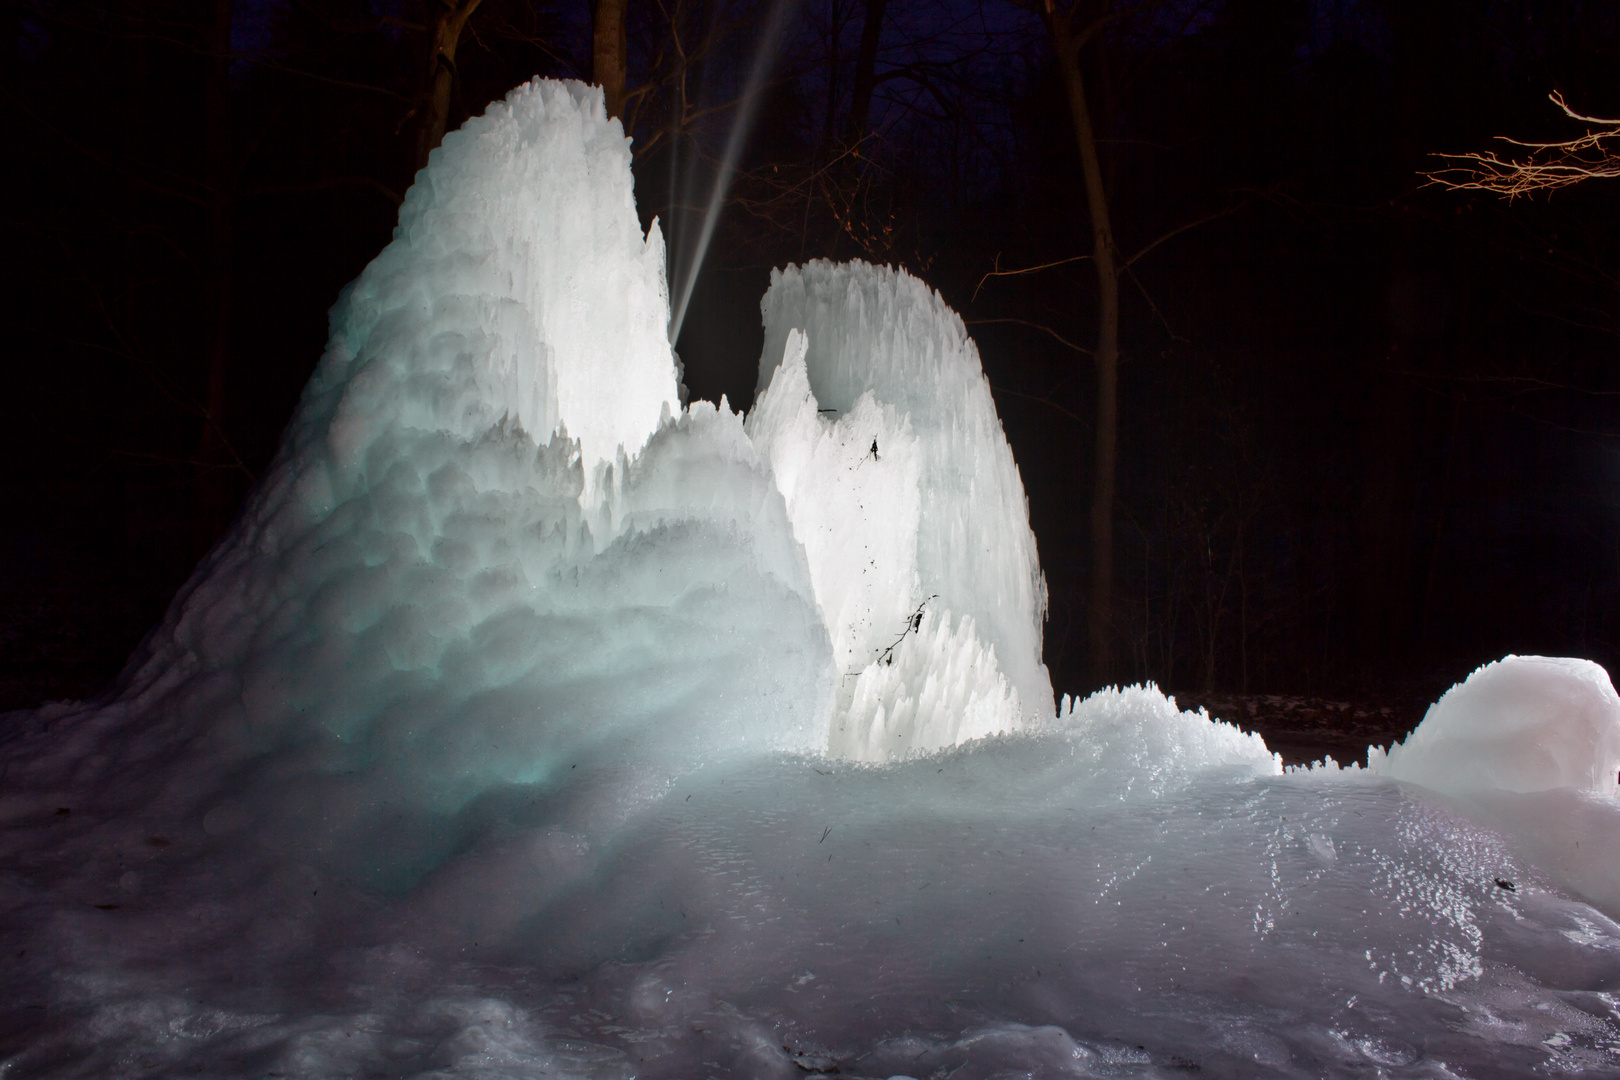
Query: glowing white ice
747 262 1052 757
1372 654 1620 798
7 79 1620 1078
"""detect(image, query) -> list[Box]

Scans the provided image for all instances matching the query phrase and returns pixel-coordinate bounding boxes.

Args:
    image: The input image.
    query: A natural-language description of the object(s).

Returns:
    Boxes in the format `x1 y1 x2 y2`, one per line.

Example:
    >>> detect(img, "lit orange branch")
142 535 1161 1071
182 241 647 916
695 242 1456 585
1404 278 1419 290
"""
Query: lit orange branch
971 253 1090 303
1424 91 1620 198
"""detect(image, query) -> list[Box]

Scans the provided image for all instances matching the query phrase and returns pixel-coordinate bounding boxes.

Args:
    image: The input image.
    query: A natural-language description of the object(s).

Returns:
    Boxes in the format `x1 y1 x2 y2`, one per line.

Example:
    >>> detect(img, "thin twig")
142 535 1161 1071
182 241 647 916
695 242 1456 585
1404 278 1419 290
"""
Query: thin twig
1128 194 1255 267
972 253 1090 303
876 595 938 666
987 384 1088 426
1125 266 1188 344
965 317 1091 355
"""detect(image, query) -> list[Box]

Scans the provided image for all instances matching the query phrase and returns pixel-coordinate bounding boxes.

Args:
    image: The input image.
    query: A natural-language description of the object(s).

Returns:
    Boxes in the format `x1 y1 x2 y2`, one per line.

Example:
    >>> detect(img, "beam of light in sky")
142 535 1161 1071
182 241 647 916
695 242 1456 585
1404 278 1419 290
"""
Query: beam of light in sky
668 0 800 345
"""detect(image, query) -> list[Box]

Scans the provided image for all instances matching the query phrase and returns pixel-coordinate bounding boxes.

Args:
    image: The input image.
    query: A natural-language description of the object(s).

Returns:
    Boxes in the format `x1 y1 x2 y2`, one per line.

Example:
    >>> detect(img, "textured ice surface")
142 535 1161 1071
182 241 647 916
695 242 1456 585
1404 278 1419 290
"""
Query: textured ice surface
6 80 1620 1079
12 721 1620 1078
1 76 832 898
1370 655 1620 929
748 267 1051 757
1371 655 1620 798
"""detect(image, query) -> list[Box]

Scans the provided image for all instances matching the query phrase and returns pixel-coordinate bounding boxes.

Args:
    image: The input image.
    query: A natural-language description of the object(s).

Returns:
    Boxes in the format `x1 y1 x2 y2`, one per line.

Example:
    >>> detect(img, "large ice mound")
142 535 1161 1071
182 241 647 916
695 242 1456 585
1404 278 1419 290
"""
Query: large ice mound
9 79 1620 1079
9 78 1061 893
12 79 835 891
1370 654 1620 797
1368 654 1620 918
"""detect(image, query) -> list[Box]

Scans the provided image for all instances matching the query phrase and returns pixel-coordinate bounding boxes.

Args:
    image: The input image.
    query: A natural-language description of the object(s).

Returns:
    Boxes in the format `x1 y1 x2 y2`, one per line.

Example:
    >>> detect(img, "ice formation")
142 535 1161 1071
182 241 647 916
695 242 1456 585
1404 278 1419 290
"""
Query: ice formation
1369 655 1620 922
1371 654 1620 798
746 266 1052 757
6 79 1620 1078
11 77 835 894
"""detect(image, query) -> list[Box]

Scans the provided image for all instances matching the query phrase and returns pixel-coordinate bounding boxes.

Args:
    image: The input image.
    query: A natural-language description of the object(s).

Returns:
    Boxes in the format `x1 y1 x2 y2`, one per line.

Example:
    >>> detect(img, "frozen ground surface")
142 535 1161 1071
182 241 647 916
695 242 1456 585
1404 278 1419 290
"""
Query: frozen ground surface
11 717 1620 1080
7 81 1620 1079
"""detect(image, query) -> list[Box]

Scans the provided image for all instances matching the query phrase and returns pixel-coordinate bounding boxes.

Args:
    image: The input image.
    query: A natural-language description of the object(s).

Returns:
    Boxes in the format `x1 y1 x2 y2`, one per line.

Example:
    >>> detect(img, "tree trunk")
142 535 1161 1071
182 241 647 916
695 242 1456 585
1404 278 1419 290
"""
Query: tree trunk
593 0 629 120
196 0 235 549
416 0 484 170
844 0 890 146
818 25 840 160
1046 11 1121 687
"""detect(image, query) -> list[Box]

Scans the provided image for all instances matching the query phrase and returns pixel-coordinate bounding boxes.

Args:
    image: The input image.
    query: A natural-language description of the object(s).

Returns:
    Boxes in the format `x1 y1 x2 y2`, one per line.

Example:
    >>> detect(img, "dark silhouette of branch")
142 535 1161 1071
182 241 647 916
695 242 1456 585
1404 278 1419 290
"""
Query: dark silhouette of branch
972 254 1091 302
987 383 1088 426
965 317 1091 355
1127 193 1256 267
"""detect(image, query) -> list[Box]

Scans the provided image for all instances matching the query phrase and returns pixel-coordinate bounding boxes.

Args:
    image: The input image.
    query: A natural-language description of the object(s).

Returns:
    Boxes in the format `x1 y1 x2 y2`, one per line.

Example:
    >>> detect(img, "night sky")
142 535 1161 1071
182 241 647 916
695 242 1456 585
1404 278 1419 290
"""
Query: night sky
3 0 1619 726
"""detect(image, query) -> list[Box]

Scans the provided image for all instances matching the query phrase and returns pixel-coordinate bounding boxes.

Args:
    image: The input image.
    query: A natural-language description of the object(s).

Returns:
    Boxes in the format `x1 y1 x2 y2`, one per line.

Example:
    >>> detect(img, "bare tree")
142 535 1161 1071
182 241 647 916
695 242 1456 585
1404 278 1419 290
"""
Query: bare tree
416 0 488 169
843 0 889 145
1004 0 1129 685
594 0 629 118
1425 92 1620 198
991 0 1238 687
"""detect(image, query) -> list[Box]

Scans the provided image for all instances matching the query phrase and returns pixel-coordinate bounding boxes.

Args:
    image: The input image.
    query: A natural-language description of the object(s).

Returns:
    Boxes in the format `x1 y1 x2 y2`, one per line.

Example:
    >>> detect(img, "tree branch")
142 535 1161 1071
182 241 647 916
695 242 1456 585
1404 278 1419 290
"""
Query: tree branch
972 253 1091 302
1424 91 1620 198
965 317 1092 354
1127 193 1255 267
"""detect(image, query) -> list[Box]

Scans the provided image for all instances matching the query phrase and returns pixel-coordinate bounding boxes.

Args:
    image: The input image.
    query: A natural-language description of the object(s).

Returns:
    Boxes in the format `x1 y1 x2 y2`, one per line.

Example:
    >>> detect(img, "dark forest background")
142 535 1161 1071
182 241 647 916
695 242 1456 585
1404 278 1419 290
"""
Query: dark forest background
2 0 1618 727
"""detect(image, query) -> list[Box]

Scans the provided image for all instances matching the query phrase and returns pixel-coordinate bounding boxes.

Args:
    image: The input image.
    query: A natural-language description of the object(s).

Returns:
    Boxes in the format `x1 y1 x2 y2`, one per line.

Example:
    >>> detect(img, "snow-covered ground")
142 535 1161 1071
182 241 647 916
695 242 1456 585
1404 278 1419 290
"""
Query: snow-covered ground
7 80 1620 1078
